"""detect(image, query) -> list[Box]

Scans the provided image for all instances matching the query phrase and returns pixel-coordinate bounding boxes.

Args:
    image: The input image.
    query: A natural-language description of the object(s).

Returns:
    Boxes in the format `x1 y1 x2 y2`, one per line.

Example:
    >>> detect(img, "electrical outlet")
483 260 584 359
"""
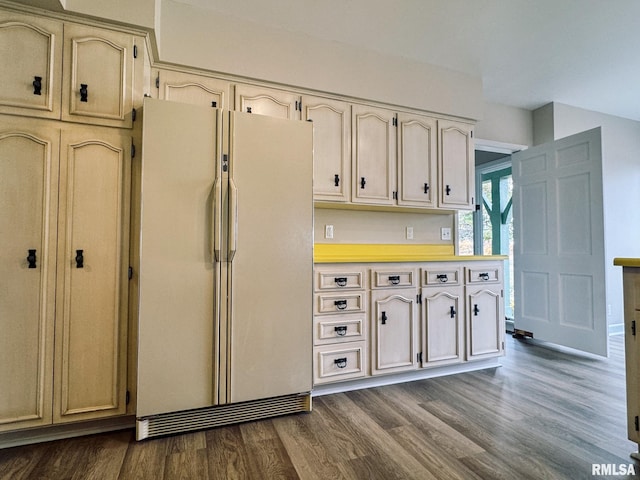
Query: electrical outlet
441 227 452 241
325 225 334 239
406 226 414 240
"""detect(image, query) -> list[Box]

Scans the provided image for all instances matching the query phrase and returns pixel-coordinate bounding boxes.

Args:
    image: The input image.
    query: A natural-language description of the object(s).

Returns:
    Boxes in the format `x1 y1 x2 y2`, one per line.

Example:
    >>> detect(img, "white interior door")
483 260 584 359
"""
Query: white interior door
513 128 606 356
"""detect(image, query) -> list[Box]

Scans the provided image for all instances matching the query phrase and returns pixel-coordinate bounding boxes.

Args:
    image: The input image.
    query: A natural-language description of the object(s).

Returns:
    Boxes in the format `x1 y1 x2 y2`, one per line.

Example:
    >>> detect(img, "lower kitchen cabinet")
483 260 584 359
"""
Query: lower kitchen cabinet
421 285 464 367
371 287 418 375
0 116 130 432
312 260 505 387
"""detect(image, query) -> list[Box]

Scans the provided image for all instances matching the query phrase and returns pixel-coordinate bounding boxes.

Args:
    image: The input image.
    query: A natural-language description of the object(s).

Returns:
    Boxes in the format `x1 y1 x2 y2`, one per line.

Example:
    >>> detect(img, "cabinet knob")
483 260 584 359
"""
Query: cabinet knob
424 182 429 194
27 249 37 269
334 174 340 187
80 84 88 102
33 76 42 96
473 304 480 316
360 177 366 189
75 249 84 268
445 184 451 196
334 357 347 368
381 311 387 324
449 306 456 318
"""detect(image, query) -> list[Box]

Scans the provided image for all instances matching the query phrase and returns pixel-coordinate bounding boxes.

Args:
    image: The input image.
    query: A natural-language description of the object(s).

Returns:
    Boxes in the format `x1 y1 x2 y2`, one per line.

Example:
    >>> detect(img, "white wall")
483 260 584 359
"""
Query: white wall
475 102 533 147
535 102 640 334
155 0 483 120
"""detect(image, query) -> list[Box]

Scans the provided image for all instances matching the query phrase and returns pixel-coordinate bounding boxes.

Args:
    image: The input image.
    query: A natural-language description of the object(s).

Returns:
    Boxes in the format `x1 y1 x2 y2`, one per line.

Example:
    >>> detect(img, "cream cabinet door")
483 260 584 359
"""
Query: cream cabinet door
421 286 463 367
352 104 396 205
397 113 437 208
466 285 504 361
62 23 135 128
0 11 62 120
54 125 130 422
438 120 474 210
155 69 230 109
0 117 59 432
234 84 300 119
303 95 350 202
370 288 417 375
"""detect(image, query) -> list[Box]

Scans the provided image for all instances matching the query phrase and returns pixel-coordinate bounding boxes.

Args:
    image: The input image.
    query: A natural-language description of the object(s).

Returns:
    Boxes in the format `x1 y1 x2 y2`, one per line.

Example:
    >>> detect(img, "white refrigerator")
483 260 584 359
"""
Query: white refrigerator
135 98 313 439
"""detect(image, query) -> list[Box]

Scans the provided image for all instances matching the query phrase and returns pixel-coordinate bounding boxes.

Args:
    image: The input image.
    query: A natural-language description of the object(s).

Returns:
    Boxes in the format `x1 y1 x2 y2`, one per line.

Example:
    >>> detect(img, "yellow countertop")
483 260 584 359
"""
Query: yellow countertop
614 258 640 267
314 243 508 263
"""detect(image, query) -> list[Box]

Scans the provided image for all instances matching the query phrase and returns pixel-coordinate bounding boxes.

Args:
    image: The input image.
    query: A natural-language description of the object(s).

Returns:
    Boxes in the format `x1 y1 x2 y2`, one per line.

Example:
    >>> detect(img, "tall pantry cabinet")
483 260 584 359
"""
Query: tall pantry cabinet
0 5 142 433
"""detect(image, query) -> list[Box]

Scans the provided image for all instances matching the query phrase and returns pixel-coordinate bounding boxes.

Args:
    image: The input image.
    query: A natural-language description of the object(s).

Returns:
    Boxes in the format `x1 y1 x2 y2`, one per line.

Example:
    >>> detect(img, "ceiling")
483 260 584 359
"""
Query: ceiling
178 0 640 122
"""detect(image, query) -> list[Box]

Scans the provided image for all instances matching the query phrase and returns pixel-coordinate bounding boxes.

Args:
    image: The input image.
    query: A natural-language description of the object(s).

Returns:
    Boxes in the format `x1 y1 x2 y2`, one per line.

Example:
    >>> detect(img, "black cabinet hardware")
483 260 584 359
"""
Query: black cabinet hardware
473 304 480 316
33 76 42 95
449 306 456 318
436 274 448 283
75 249 84 268
479 272 490 281
381 311 387 324
389 275 400 285
360 177 366 189
334 357 347 368
424 183 429 194
334 174 340 187
334 299 347 310
334 277 347 287
335 326 347 336
445 184 451 195
27 249 37 268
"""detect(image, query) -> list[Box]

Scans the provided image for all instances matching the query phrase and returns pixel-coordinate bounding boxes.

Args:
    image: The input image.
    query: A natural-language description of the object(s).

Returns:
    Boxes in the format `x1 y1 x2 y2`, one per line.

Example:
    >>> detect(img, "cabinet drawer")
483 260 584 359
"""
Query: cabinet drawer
422 267 462 286
315 268 365 291
314 314 366 345
466 265 501 284
371 269 415 288
314 342 366 384
315 292 366 315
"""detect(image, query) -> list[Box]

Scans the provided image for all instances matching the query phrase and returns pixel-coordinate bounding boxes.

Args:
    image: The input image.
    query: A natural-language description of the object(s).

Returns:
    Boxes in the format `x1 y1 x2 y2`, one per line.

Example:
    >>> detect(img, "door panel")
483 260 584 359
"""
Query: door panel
0 121 58 430
137 99 221 417
55 126 131 421
422 287 463 366
397 113 436 207
228 111 313 403
513 128 606 356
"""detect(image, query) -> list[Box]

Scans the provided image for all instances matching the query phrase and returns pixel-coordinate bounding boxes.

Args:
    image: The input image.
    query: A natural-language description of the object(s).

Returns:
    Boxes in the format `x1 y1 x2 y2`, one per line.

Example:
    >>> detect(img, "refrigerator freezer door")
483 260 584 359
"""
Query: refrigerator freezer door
226 111 313 403
137 98 221 417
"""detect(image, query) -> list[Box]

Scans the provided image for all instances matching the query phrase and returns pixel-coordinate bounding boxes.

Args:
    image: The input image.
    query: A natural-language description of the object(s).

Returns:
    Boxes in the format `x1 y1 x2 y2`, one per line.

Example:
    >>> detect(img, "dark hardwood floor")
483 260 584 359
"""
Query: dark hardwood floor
1 335 638 479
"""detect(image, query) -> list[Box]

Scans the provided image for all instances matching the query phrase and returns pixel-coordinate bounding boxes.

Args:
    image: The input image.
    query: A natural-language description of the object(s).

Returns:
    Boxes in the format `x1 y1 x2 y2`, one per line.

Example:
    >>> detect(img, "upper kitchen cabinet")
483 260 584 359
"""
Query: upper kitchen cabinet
0 10 62 120
397 113 437 208
62 23 140 128
438 120 475 210
154 69 230 109
235 84 301 120
303 96 351 202
351 104 396 206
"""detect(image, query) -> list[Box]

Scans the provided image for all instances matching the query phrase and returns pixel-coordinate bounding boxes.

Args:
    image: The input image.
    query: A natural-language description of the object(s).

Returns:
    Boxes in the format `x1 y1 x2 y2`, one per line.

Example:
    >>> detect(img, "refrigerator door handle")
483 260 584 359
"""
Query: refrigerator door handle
229 178 238 262
212 177 222 262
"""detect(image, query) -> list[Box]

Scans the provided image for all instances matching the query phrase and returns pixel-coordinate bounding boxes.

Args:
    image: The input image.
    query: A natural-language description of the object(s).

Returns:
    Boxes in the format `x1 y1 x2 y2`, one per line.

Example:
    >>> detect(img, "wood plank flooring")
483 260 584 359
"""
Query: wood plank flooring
1 335 638 479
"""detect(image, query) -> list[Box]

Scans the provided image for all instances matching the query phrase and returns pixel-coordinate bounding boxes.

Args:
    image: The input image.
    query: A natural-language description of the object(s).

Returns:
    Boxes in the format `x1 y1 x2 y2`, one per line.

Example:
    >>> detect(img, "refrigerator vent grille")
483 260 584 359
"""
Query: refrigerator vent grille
136 393 312 440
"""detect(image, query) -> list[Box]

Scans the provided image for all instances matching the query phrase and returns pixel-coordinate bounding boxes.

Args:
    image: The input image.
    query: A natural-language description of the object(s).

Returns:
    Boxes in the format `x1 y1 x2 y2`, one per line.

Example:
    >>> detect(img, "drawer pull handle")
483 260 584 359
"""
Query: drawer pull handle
27 249 37 269
389 275 400 285
334 357 347 369
450 306 456 318
479 272 490 281
80 83 88 102
473 304 480 316
33 76 42 95
334 277 347 287
436 274 448 283
381 311 388 325
75 249 84 268
334 299 347 310
335 326 347 336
